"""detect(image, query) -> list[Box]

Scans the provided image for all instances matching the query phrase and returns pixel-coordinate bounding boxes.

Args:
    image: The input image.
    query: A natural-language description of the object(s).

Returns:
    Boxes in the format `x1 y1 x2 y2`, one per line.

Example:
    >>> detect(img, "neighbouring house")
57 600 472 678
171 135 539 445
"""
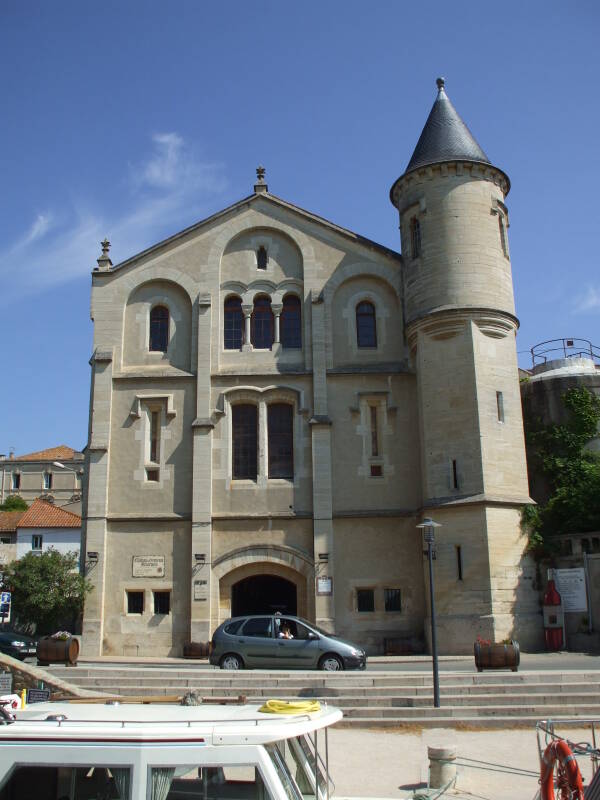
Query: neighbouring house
0 511 23 567
0 445 85 514
15 498 81 561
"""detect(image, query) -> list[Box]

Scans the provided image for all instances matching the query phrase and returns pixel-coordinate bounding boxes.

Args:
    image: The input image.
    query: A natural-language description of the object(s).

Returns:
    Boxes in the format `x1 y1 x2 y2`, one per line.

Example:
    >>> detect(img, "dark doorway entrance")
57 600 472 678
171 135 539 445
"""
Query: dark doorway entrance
231 574 297 616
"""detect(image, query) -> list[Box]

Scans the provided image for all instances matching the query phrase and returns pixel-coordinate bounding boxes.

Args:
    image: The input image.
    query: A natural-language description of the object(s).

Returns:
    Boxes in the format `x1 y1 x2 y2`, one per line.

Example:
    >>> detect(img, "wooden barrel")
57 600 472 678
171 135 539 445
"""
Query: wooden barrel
183 642 210 659
473 640 519 672
36 636 79 666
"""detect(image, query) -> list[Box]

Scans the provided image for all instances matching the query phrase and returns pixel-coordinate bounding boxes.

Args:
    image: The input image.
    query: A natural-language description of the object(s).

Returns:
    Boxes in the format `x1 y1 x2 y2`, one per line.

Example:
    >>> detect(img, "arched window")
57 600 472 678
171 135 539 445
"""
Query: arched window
356 301 377 348
410 217 421 259
224 296 244 350
251 295 274 349
257 246 268 270
268 403 294 478
149 305 169 352
280 294 302 349
232 404 258 480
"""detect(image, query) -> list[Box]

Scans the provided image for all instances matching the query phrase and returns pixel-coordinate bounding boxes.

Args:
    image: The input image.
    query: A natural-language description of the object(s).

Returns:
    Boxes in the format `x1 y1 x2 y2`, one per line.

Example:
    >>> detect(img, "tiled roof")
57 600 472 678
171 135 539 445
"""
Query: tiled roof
17 499 81 529
12 445 82 462
0 511 25 531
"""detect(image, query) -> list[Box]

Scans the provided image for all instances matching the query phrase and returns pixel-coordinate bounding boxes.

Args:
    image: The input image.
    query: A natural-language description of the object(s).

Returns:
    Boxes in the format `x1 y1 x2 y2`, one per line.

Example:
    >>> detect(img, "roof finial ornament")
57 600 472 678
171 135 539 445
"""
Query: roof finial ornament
96 237 113 271
436 76 445 91
254 165 268 194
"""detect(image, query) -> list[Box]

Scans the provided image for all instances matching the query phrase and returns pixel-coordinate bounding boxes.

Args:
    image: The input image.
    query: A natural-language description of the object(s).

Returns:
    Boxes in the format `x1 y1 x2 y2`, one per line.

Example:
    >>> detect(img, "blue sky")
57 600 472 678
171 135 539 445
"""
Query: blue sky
1 1 598 455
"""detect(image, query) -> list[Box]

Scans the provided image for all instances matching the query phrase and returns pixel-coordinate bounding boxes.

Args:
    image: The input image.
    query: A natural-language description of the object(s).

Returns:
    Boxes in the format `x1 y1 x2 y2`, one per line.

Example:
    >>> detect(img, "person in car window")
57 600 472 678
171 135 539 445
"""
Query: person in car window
279 624 293 639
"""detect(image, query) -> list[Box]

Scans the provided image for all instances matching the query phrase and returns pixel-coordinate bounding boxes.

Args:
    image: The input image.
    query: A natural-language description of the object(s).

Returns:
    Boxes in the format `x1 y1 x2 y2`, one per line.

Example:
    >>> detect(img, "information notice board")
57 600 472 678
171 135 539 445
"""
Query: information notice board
555 568 588 612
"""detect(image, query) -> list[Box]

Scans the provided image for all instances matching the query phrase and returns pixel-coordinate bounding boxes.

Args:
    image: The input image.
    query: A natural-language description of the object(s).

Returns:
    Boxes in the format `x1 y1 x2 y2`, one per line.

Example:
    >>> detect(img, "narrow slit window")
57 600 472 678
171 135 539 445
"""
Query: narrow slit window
256 245 268 269
224 296 244 350
232 404 258 480
410 217 421 258
149 305 169 352
268 403 294 479
452 459 459 490
456 545 463 581
498 215 509 258
280 294 302 349
150 410 160 463
496 391 505 423
370 405 379 456
356 301 377 348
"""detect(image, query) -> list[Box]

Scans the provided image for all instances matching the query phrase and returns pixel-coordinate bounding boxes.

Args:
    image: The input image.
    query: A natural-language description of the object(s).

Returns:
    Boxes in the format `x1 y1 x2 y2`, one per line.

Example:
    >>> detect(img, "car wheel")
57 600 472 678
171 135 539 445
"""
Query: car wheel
220 653 243 670
318 654 343 672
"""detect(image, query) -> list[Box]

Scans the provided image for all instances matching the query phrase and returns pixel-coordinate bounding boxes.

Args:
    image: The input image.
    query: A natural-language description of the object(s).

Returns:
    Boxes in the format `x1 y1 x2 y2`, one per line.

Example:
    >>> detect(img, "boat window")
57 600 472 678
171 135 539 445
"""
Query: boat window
0 764 132 800
273 735 333 800
160 764 273 800
265 745 303 800
240 617 273 638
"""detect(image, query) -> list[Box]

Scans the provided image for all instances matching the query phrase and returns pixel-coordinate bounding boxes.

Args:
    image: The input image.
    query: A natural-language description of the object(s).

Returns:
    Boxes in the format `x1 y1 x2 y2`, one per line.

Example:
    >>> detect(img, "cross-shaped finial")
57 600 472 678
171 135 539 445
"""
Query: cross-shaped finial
256 165 266 183
101 238 111 256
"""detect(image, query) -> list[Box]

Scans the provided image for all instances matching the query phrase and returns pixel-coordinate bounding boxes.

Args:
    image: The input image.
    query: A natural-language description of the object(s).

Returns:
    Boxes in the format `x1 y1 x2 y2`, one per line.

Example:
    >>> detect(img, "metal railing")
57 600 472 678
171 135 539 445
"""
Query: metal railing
531 338 600 368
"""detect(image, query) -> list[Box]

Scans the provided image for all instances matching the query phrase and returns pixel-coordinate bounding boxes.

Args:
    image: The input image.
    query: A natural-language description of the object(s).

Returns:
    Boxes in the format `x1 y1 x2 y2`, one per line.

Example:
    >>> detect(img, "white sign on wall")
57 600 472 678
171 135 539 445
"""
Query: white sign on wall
132 555 165 578
555 568 588 612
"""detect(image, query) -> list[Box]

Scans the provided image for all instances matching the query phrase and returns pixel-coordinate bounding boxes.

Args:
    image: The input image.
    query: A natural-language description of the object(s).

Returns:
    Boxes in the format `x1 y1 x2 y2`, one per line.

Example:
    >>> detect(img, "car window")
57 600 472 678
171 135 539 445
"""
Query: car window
224 620 244 635
240 617 272 638
278 618 311 640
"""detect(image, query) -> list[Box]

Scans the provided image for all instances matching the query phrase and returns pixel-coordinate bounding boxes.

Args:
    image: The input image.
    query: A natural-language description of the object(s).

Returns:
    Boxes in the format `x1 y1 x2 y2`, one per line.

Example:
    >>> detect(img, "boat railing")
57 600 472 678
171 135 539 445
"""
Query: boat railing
10 713 320 729
535 719 600 799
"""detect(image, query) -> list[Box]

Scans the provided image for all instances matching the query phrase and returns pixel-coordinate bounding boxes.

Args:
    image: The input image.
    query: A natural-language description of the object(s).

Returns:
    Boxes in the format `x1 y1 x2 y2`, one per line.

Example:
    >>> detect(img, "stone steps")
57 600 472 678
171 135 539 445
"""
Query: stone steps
43 665 596 727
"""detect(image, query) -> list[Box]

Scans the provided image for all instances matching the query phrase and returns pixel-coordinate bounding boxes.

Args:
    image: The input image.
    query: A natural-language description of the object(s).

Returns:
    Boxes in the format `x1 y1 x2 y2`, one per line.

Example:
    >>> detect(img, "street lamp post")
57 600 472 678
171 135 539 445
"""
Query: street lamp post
417 517 442 708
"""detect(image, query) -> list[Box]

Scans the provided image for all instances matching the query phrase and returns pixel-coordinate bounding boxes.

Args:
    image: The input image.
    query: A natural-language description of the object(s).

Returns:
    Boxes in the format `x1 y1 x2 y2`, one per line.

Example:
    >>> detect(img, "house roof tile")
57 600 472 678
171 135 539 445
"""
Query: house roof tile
17 499 81 529
0 512 25 532
12 445 82 463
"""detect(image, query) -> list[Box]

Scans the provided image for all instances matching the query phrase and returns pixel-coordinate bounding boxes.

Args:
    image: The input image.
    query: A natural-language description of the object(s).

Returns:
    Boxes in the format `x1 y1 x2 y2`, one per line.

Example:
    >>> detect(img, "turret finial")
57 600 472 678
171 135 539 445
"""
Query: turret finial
254 165 268 193
96 237 113 271
436 77 445 91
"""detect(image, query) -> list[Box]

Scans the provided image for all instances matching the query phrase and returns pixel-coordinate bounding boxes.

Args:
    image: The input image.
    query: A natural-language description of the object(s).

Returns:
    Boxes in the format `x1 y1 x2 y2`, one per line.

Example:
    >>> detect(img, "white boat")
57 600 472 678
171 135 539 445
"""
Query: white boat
0 699 341 800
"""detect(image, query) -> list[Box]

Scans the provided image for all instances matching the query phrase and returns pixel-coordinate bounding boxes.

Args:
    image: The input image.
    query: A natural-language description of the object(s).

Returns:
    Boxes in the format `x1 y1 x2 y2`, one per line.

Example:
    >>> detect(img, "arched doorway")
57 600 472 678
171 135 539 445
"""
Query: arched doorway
231 574 297 616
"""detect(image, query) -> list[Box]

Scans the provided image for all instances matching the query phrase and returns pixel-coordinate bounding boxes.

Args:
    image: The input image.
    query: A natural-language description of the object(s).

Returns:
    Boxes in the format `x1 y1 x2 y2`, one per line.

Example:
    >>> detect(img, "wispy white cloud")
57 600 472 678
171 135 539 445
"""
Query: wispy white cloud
0 134 227 304
574 286 600 312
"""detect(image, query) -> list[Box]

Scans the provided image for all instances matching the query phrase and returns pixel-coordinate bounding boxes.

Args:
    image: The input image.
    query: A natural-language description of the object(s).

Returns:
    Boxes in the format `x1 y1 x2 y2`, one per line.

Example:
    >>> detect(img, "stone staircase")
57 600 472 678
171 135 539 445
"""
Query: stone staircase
43 664 600 728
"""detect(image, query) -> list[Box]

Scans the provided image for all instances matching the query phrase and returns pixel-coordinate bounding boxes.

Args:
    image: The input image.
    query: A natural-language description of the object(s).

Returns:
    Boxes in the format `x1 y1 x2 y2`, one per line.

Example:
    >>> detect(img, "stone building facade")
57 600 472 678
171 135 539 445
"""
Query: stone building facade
82 80 541 657
0 446 84 513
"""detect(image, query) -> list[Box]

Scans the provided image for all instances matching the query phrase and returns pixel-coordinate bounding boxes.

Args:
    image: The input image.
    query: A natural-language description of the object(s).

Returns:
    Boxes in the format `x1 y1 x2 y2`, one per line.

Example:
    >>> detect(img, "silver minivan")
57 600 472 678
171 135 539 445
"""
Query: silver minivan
209 614 367 671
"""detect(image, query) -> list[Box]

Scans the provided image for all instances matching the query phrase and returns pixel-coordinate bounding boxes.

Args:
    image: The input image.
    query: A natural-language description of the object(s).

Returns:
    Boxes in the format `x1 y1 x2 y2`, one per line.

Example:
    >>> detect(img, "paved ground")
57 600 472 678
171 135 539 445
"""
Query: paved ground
37 651 600 672
328 725 594 799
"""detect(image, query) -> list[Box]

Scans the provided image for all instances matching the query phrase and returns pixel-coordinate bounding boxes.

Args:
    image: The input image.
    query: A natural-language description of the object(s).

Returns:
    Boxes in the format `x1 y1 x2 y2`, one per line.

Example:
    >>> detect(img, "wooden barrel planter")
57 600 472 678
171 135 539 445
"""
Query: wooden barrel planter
474 640 519 672
36 636 79 666
183 642 210 659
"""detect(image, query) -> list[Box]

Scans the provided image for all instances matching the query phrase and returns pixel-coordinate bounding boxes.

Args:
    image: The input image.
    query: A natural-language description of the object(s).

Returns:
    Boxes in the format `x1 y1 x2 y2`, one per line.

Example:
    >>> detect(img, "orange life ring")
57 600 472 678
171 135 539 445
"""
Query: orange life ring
540 740 584 800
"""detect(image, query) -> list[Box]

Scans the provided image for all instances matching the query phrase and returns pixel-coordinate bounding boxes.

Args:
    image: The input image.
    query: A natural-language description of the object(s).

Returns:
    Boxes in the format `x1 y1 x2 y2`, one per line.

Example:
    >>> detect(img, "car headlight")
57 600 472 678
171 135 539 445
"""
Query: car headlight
11 640 26 647
349 648 361 656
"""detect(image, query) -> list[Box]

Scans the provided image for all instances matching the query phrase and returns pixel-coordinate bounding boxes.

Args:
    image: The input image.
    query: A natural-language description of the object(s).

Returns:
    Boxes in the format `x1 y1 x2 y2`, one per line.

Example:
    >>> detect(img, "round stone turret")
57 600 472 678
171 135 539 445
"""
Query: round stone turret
390 79 516 330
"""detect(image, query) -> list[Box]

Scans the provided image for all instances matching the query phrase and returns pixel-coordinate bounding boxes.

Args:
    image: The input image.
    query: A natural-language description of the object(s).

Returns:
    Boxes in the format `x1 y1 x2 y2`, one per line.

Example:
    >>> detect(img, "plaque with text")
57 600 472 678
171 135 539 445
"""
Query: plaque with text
555 568 588 612
132 555 165 578
0 673 12 692
27 688 51 704
316 576 333 595
194 580 208 601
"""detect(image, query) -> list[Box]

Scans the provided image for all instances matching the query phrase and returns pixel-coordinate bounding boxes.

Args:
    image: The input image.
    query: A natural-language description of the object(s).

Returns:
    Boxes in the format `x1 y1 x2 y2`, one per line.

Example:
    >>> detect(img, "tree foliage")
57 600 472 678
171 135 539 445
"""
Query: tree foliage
0 549 91 635
0 495 28 512
523 387 600 556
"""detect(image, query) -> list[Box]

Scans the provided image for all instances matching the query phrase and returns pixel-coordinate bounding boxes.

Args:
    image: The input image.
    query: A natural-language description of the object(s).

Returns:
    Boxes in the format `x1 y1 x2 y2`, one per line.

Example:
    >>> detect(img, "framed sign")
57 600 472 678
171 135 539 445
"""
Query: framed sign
132 556 165 578
194 580 208 601
555 568 587 613
0 673 12 692
26 688 51 704
316 576 333 595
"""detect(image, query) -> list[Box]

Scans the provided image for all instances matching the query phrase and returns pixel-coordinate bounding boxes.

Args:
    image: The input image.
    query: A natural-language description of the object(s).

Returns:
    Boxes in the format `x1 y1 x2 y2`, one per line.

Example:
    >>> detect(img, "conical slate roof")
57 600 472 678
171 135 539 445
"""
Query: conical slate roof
405 78 490 174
